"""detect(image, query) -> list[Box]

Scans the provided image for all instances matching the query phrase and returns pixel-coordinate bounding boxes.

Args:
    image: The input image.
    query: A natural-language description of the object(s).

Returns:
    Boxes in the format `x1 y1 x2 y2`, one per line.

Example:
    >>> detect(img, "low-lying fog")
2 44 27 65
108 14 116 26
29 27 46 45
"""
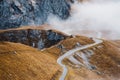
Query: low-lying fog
47 0 120 40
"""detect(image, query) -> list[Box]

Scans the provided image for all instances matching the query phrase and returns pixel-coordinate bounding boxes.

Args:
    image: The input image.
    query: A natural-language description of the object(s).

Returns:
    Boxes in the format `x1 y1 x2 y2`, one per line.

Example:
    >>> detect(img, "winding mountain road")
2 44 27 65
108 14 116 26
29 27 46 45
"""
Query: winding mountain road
57 38 103 80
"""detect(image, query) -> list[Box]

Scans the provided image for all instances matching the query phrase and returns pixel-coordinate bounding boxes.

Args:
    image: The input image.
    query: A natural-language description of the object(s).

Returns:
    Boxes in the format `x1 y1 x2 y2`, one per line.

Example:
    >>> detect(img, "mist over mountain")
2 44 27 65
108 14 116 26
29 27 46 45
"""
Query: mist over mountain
47 0 120 40
0 0 120 80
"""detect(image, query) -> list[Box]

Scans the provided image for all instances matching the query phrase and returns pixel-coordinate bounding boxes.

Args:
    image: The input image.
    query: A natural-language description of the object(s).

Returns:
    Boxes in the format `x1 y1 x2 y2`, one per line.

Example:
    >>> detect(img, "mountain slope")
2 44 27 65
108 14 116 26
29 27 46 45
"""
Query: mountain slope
0 42 61 80
64 40 120 80
0 26 68 49
0 27 120 80
43 36 120 80
43 35 94 59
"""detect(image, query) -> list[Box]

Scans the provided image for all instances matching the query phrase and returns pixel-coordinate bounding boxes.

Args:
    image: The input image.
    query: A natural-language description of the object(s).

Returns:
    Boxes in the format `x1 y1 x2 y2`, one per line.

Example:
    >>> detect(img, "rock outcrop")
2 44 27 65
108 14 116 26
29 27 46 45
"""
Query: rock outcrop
0 27 68 49
0 0 71 29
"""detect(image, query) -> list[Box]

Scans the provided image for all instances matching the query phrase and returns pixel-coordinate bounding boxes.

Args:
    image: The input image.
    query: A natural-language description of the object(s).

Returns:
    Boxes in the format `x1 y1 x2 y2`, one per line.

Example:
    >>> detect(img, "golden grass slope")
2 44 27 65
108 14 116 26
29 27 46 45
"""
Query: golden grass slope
66 40 120 80
0 42 61 80
0 24 68 36
43 35 94 59
43 35 120 80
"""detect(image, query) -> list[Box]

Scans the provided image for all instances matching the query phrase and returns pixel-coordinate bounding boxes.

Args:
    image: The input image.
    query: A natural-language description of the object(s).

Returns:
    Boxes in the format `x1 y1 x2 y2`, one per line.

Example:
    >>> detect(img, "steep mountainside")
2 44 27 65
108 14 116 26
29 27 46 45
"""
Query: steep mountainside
0 0 71 29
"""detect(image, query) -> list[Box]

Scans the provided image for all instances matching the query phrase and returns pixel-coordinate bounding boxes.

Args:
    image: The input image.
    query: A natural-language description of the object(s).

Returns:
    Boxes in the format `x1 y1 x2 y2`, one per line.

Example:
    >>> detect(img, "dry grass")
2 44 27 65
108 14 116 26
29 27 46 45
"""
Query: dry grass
0 42 61 80
0 25 68 36
61 40 120 80
88 40 120 78
42 36 120 80
1 26 120 80
60 35 94 49
0 24 50 32
111 40 120 48
45 37 120 80
43 35 94 59
66 67 104 80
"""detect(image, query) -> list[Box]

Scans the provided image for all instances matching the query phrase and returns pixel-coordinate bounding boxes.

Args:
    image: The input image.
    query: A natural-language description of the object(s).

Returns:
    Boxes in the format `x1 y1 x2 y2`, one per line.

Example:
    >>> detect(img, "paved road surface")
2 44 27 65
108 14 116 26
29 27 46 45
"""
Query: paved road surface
57 38 103 80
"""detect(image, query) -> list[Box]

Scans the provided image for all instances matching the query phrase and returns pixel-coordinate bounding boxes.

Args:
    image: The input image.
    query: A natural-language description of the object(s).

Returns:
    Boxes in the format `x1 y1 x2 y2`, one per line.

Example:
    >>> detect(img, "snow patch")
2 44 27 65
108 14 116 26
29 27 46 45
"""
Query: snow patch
32 42 35 47
38 39 45 49
68 55 84 66
74 49 96 69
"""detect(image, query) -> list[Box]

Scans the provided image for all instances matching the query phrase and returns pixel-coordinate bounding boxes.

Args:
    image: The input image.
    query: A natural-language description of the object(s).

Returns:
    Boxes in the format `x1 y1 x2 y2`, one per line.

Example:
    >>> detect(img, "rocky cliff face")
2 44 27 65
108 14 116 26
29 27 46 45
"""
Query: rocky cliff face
0 28 68 49
0 0 71 29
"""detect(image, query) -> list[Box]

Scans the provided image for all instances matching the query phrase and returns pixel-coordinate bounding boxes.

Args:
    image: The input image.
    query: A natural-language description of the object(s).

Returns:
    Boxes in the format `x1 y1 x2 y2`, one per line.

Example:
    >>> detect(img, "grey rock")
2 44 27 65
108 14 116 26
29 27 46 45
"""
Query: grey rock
0 0 71 29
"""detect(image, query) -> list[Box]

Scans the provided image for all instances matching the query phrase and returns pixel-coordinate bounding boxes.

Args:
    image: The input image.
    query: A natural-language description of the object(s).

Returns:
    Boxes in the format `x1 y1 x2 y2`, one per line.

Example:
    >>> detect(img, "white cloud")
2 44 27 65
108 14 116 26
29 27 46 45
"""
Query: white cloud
47 0 120 40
